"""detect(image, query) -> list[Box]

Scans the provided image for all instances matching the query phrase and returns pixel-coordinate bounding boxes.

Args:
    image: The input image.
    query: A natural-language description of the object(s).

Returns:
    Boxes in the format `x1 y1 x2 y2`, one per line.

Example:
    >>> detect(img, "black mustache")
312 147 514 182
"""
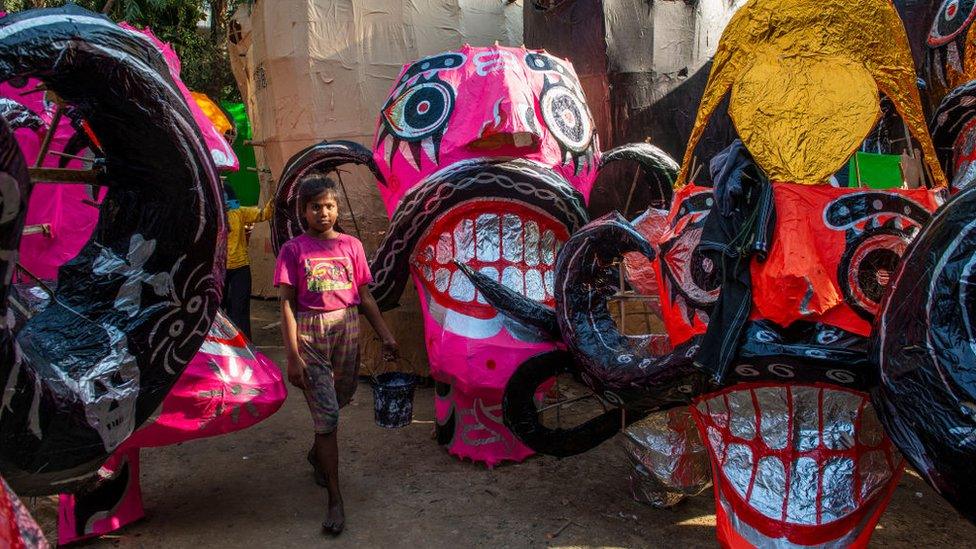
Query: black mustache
368 158 589 311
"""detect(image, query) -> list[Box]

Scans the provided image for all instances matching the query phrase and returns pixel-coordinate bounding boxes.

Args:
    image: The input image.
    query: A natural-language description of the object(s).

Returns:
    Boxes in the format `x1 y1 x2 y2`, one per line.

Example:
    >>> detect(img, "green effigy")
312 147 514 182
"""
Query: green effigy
222 101 261 206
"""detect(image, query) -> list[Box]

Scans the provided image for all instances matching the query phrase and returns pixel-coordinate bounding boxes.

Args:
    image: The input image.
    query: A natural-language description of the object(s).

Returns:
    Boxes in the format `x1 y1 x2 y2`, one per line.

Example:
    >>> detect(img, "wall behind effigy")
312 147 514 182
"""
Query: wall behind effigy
228 0 524 375
524 0 740 217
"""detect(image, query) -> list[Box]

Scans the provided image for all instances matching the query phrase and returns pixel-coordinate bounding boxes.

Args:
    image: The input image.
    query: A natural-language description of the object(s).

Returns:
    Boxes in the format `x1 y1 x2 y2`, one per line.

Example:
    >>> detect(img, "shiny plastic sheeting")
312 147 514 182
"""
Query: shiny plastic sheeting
0 6 225 494
872 179 976 524
58 311 285 544
623 407 711 509
678 0 945 188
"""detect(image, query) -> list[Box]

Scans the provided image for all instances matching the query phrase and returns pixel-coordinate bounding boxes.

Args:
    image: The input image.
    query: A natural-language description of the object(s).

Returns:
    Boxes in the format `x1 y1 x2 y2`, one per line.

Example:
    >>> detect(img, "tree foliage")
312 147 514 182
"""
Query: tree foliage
1 0 250 102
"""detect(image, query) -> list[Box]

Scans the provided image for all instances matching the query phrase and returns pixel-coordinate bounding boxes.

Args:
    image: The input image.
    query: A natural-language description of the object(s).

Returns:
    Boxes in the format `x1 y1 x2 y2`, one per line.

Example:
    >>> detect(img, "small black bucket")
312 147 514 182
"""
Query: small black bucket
371 372 417 429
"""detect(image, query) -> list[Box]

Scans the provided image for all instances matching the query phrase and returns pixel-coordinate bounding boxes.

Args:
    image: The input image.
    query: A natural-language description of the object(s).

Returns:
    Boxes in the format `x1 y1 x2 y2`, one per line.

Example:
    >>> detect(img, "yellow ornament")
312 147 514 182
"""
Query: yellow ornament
678 0 947 188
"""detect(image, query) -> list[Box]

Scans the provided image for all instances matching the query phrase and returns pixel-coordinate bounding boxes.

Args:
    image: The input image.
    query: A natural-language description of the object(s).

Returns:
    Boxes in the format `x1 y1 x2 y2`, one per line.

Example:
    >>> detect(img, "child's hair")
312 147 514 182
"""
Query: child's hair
298 174 339 212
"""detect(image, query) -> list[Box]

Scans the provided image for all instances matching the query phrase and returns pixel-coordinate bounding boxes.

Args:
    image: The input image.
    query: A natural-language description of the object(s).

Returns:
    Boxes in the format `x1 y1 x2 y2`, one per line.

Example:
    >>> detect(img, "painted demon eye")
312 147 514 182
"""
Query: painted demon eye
540 85 592 153
928 0 976 46
383 81 453 141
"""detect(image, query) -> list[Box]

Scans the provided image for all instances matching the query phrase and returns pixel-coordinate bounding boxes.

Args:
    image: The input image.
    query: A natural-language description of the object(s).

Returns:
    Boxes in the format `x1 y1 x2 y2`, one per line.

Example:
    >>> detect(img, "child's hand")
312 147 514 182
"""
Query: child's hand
287 353 308 390
381 338 400 362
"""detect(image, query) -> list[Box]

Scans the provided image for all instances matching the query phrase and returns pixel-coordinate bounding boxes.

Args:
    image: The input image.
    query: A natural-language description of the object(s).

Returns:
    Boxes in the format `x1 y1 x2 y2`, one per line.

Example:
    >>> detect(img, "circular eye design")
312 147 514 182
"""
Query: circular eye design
839 230 910 319
382 81 453 141
540 86 592 153
929 0 976 47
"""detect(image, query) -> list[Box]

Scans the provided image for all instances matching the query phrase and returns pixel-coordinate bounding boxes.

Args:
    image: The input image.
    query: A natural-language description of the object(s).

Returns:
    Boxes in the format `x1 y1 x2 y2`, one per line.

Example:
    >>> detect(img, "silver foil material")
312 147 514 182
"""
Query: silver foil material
698 385 900 532
622 407 711 508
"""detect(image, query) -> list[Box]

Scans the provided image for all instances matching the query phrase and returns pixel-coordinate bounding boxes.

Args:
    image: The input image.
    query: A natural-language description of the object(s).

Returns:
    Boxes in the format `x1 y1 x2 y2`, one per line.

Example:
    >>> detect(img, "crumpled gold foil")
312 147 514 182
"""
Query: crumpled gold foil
678 0 947 188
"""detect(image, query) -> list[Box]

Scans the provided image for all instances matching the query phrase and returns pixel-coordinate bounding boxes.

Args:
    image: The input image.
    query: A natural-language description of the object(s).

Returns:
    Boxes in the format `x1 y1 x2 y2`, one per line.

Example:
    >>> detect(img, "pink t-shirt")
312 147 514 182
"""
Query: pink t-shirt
273 233 373 312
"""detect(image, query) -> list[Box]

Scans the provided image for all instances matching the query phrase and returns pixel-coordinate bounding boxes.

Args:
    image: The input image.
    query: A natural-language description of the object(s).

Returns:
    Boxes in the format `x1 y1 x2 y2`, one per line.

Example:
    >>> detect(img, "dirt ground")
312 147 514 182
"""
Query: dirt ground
31 299 976 548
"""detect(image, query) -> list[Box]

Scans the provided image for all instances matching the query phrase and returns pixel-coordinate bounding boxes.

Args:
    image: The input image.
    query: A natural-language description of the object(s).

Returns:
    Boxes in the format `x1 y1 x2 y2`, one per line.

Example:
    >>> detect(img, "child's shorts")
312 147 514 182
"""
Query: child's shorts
297 307 360 434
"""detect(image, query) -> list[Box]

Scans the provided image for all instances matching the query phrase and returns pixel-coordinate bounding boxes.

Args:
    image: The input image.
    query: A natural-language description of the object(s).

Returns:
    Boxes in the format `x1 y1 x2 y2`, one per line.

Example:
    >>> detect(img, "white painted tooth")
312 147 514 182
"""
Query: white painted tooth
502 266 524 294
454 219 475 262
476 266 499 304
786 457 819 525
422 265 433 282
721 443 754 499
525 269 544 301
475 214 500 262
423 245 435 262
448 270 476 302
541 229 556 265
436 232 453 264
821 457 856 523
383 135 395 166
750 456 787 520
501 214 523 262
524 220 540 266
399 140 418 168
728 388 757 441
421 137 437 165
544 269 554 298
434 268 451 292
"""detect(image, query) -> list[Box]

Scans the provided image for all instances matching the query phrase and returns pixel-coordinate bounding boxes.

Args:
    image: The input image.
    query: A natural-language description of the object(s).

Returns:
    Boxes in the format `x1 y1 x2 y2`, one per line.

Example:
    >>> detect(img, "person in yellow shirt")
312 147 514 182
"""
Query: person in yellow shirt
222 183 273 339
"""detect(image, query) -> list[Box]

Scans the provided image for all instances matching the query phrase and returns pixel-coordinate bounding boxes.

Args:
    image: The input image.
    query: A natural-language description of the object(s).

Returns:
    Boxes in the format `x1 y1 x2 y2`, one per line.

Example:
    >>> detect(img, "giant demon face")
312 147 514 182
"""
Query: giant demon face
369 45 599 465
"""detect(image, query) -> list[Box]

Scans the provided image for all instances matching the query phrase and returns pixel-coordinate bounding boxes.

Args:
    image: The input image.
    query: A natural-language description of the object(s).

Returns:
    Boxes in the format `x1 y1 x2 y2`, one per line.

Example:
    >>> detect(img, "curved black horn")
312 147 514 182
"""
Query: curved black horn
0 6 224 494
454 261 559 339
502 351 634 457
554 212 711 412
599 143 679 209
271 139 384 254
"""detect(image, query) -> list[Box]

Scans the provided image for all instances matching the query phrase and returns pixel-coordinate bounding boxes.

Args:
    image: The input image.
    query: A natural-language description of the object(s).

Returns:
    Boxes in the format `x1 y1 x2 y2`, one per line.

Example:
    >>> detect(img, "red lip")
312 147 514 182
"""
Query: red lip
412 200 568 319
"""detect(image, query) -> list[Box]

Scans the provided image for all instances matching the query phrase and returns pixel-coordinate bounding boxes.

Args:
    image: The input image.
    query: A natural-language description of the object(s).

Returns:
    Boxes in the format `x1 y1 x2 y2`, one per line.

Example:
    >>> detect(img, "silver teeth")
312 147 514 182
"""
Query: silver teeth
524 220 540 266
502 266 524 294
822 389 860 450
728 388 757 441
448 269 476 302
436 232 453 264
544 270 554 298
787 457 819 525
821 457 856 523
859 450 891 500
722 443 754 499
476 266 499 304
502 214 523 262
434 268 451 292
750 456 787 520
454 219 475 262
525 269 544 301
792 387 820 452
475 214 500 262
541 229 556 266
756 386 789 450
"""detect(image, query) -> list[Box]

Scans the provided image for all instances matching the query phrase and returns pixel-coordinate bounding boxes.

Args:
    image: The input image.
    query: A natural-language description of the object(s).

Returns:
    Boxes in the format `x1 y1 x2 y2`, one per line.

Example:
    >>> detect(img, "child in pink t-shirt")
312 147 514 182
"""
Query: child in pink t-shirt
274 175 398 536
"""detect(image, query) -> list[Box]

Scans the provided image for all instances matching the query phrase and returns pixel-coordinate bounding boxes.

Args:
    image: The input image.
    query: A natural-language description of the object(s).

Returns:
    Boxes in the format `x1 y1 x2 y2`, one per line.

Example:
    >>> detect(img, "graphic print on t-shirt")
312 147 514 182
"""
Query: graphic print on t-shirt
304 256 354 292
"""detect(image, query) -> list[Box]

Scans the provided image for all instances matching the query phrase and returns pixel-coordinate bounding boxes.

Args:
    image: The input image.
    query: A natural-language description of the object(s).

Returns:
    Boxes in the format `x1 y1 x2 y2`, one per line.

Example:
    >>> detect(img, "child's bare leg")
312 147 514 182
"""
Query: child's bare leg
314 431 344 533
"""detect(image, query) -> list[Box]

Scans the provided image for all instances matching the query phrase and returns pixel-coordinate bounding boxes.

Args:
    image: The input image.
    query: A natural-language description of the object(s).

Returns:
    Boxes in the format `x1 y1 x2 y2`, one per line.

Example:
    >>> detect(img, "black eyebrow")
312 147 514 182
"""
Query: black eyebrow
398 53 466 86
